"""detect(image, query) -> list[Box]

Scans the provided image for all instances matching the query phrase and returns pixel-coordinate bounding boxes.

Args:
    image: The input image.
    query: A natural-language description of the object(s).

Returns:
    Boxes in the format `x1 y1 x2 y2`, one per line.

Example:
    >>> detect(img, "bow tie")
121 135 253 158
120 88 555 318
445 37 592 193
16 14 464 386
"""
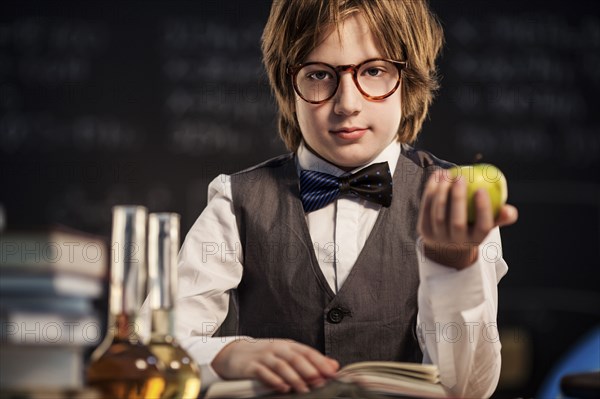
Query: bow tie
299 162 393 213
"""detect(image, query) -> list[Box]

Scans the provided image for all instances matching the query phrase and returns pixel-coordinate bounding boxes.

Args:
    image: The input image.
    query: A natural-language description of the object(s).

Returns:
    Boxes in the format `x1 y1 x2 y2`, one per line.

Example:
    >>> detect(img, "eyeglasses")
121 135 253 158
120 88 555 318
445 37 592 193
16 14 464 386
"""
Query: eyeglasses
287 58 407 104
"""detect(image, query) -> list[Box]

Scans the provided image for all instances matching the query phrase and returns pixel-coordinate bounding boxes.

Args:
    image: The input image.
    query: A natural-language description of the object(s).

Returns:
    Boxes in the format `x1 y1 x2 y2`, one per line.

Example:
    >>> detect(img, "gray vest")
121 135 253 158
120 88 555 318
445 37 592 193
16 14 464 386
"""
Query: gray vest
225 144 451 366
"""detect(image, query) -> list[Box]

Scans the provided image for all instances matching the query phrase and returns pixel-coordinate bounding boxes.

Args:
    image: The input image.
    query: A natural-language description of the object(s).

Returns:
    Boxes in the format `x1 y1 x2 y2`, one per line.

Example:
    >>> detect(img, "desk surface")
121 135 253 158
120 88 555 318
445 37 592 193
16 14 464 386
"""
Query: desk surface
203 380 402 399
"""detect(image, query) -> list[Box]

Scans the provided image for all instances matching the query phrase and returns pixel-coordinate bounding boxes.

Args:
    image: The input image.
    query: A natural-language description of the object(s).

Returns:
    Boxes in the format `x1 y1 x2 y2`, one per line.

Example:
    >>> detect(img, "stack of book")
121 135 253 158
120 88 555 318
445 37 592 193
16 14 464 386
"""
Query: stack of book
0 226 107 397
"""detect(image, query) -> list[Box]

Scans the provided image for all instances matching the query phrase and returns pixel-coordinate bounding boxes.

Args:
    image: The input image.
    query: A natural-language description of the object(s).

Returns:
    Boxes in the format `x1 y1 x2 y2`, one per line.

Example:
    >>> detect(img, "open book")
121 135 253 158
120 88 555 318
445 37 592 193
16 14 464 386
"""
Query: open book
204 361 447 398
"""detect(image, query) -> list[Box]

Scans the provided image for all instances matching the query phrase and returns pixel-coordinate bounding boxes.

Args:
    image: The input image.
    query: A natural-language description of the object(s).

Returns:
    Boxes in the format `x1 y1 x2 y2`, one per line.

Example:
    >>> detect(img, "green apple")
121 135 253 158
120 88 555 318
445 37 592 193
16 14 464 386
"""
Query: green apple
447 164 508 223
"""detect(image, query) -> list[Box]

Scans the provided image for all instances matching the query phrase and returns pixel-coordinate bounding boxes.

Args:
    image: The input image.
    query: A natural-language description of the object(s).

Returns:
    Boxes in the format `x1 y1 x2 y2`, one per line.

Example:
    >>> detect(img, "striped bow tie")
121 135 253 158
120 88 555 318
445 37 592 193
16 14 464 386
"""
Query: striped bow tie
299 162 393 213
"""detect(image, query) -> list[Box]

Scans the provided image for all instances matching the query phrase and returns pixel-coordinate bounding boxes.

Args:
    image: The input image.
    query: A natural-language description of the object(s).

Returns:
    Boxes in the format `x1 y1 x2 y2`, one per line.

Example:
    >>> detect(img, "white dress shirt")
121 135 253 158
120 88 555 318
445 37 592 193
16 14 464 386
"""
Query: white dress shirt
141 140 508 398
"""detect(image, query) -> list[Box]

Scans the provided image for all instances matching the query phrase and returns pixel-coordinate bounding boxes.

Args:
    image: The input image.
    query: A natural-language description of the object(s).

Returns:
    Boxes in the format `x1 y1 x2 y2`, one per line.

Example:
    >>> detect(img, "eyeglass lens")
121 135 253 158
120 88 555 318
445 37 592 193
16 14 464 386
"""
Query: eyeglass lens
295 60 400 102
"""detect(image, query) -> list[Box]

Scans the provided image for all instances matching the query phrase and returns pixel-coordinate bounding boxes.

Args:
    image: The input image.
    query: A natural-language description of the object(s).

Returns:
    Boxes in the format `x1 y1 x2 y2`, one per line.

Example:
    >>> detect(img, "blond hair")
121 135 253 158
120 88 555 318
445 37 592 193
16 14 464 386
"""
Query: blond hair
261 0 444 151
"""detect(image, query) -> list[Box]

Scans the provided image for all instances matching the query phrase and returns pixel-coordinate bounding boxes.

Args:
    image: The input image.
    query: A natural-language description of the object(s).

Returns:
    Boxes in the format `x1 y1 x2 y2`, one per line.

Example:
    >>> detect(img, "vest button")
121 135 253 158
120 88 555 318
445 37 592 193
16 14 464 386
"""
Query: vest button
327 308 344 324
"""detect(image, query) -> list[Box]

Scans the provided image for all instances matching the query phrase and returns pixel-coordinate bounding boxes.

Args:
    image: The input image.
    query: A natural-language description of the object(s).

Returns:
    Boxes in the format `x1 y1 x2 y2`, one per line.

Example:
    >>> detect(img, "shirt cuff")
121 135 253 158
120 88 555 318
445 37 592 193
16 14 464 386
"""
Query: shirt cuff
179 335 251 390
416 237 488 314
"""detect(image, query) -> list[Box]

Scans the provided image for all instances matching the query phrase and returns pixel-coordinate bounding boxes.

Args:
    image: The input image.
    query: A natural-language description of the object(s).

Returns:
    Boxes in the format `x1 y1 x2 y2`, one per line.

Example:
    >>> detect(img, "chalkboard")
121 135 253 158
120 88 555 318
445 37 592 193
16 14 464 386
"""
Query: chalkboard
1 1 599 397
0 0 282 233
426 0 600 176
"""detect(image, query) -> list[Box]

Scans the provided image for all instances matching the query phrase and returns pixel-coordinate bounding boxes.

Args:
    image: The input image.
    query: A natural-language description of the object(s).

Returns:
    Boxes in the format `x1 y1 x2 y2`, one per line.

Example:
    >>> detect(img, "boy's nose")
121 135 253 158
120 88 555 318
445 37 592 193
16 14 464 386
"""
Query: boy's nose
333 74 362 116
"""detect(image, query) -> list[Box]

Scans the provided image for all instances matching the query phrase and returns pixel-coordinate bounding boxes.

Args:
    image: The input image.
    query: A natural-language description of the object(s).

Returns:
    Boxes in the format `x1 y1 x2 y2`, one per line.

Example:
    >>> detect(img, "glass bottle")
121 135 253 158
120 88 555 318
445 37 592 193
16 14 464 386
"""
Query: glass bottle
87 206 166 398
147 213 201 398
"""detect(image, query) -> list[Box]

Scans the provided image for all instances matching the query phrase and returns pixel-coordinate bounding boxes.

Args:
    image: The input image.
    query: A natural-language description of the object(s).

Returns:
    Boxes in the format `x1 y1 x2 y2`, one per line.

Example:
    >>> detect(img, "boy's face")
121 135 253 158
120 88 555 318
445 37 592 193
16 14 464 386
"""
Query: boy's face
294 13 402 170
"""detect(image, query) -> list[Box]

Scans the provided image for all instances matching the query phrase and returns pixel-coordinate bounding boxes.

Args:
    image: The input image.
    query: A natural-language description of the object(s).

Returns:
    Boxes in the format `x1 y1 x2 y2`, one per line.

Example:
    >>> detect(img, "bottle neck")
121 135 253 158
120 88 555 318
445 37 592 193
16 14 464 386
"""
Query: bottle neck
109 206 147 320
111 313 141 342
150 308 175 342
104 206 148 344
147 213 180 341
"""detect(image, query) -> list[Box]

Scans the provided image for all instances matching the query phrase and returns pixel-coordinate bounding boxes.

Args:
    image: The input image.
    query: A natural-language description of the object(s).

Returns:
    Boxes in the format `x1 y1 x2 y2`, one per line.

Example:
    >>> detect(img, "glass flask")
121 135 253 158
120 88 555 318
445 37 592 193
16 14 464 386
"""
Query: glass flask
87 206 166 398
147 212 201 398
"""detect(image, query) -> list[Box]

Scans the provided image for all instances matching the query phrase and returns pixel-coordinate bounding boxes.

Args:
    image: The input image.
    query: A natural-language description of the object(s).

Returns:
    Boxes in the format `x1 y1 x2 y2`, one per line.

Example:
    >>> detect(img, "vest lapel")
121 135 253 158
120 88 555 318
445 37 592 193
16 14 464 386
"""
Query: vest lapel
286 152 406 300
280 157 337 300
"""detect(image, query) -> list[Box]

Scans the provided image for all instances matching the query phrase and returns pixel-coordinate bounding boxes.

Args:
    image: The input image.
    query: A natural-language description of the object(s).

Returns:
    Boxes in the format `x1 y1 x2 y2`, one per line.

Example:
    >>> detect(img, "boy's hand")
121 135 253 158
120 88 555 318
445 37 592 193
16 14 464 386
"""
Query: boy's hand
417 169 518 269
211 339 340 394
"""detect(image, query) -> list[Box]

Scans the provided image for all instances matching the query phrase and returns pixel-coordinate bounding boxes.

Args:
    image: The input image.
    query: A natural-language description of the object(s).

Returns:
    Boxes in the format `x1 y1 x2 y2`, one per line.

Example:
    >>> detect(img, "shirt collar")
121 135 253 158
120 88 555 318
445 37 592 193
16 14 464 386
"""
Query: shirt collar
296 140 401 177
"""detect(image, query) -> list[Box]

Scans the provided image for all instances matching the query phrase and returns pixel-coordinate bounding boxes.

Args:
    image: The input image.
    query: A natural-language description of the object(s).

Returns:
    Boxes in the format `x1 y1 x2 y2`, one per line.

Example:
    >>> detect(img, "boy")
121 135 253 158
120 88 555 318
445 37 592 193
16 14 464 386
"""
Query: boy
175 0 518 397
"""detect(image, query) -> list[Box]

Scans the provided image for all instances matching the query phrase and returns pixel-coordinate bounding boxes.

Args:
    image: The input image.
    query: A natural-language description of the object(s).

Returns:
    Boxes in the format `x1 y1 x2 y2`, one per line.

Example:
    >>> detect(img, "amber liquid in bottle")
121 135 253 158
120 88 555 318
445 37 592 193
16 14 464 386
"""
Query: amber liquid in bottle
87 315 166 398
147 310 201 398
146 213 201 398
87 206 166 398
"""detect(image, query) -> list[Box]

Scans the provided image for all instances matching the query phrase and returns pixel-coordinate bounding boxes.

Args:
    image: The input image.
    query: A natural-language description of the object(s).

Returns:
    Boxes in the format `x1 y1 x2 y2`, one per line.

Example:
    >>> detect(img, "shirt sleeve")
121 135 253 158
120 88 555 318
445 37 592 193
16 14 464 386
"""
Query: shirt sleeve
175 174 245 387
416 227 508 398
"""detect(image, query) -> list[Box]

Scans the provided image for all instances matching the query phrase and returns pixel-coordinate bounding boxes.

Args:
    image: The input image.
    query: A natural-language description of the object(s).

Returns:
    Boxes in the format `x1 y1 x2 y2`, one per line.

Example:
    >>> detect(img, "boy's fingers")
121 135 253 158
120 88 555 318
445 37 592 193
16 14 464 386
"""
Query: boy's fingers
430 175 451 239
327 358 340 370
449 177 468 237
293 344 339 377
255 364 291 393
283 352 323 384
418 173 438 238
303 349 339 377
472 189 494 242
496 204 518 227
267 356 310 393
